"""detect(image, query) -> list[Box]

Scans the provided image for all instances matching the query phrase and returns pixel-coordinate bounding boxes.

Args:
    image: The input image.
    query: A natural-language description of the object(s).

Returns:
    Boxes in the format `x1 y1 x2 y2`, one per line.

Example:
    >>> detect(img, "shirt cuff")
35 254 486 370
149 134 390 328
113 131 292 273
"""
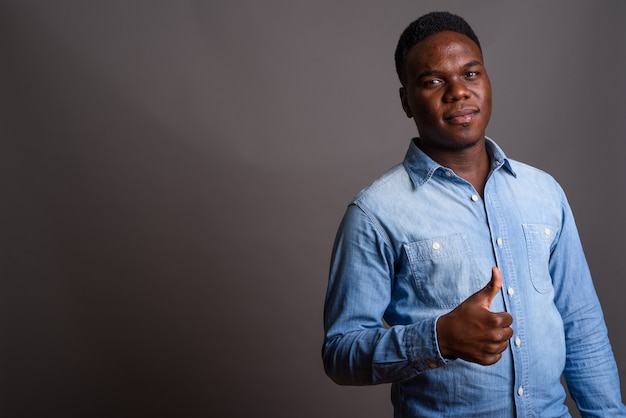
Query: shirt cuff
403 315 451 372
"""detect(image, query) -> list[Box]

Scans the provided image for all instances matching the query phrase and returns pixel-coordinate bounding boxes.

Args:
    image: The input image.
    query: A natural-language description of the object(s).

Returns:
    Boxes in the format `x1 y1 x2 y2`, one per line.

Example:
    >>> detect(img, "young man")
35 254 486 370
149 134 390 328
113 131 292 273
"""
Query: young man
322 11 626 417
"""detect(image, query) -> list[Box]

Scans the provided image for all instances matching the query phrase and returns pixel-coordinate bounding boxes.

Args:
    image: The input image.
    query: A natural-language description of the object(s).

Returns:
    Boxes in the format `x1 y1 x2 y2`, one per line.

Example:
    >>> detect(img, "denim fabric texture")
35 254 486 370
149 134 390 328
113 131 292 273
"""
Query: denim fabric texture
323 138 626 417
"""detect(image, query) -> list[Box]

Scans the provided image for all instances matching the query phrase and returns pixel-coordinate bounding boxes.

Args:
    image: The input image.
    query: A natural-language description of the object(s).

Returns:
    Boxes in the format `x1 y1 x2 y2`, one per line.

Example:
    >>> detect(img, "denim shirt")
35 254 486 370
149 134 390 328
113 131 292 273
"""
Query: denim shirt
323 138 626 417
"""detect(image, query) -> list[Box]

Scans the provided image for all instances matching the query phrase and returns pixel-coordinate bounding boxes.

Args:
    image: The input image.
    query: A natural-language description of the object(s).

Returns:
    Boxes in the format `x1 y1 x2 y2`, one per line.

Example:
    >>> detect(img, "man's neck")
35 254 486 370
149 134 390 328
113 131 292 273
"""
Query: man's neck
418 139 491 196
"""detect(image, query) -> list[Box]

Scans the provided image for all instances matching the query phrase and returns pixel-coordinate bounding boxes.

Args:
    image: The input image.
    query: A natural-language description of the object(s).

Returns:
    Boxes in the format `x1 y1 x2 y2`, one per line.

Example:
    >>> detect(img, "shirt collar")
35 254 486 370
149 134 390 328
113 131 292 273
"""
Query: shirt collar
402 136 516 189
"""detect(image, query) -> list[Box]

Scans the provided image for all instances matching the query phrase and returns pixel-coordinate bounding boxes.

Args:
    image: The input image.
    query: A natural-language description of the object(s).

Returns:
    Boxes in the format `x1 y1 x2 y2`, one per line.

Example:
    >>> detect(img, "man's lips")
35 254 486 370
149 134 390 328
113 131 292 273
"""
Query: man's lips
444 108 479 124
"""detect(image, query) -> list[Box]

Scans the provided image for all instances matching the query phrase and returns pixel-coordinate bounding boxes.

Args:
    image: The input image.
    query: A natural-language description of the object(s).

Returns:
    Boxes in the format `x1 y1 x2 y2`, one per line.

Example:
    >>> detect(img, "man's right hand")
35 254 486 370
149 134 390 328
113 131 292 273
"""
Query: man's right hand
436 266 513 365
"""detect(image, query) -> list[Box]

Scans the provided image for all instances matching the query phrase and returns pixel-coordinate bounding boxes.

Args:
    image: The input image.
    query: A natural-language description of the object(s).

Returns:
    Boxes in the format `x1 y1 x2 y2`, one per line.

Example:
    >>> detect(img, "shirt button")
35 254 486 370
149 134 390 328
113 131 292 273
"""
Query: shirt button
432 242 441 251
427 361 438 369
544 228 551 236
507 287 515 296
471 194 479 202
518 386 524 396
496 238 503 247
515 337 521 347
445 171 452 177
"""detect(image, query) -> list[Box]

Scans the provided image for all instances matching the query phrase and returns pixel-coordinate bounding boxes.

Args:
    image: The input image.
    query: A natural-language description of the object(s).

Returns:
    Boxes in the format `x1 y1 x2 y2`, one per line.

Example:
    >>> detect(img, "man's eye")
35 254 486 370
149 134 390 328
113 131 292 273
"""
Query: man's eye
465 71 478 78
423 79 442 87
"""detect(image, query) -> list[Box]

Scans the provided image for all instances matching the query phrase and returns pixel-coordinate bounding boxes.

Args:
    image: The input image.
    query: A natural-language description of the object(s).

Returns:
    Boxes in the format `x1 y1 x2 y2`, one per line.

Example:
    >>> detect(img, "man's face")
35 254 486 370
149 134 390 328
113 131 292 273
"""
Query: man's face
400 31 492 151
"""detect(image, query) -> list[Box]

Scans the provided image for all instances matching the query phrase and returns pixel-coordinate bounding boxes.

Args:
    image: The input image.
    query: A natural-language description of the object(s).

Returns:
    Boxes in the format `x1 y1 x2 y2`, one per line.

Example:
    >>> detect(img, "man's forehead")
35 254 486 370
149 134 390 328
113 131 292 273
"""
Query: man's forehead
413 31 480 51
407 31 483 63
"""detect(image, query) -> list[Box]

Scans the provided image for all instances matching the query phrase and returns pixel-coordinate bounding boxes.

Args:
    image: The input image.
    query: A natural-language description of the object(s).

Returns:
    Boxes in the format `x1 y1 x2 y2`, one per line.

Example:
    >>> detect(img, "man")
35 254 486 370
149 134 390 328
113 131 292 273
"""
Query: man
322 11 626 417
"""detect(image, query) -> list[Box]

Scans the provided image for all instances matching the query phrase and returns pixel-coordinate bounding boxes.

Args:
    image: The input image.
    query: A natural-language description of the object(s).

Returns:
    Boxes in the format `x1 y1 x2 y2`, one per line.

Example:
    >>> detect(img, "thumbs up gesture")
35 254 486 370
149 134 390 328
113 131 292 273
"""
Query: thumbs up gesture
436 267 513 365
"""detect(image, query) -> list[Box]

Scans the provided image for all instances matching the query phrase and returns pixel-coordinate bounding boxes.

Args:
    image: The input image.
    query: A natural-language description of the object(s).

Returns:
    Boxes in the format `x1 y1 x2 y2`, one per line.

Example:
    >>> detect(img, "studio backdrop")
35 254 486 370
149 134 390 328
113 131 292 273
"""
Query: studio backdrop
2 1 625 417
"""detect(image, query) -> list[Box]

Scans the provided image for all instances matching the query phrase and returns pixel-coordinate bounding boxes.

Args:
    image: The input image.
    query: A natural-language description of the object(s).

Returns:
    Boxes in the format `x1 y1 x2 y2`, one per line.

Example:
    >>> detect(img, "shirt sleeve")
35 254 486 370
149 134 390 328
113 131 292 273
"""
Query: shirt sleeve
322 203 448 386
550 188 626 417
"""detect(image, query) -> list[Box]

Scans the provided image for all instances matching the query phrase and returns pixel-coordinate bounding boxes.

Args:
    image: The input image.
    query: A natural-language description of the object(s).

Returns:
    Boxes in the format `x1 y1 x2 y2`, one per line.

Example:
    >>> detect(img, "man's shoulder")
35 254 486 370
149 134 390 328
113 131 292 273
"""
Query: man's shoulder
352 163 411 205
507 158 558 183
503 158 565 202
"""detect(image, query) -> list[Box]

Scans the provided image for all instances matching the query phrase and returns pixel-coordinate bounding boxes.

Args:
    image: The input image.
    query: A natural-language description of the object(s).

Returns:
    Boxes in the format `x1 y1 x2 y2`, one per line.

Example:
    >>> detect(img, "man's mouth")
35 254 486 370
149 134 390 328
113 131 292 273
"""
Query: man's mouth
445 109 478 124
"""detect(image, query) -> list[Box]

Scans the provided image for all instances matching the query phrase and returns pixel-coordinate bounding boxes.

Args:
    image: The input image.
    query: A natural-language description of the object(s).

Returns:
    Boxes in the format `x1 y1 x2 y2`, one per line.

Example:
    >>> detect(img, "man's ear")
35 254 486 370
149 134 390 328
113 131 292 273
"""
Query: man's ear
399 87 413 118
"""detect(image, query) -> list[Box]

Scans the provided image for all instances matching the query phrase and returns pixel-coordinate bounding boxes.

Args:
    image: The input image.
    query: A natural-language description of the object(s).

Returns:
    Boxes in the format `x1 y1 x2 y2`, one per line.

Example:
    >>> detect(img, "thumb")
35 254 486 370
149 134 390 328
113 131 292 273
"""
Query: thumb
474 266 502 310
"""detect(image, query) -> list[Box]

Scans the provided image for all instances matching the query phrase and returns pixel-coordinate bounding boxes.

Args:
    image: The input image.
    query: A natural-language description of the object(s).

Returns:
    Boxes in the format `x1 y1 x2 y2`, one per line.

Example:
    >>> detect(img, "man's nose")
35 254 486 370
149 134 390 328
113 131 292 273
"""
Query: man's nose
444 79 470 102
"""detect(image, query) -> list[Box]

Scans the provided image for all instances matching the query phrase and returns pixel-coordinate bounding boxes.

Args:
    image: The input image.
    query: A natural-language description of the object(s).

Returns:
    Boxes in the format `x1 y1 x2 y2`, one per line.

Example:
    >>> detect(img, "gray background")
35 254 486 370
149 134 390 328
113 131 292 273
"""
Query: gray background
2 1 625 417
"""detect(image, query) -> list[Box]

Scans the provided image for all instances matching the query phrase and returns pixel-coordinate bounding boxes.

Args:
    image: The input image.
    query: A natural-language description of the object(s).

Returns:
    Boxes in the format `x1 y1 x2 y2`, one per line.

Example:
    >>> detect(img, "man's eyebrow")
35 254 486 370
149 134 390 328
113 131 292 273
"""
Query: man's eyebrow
463 60 484 68
416 60 485 79
416 69 440 79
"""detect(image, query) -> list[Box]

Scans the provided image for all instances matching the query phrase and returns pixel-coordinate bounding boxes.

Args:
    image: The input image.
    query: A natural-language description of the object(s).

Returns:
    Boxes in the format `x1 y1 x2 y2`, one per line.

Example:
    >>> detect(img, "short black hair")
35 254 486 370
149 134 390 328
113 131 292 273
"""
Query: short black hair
394 11 481 85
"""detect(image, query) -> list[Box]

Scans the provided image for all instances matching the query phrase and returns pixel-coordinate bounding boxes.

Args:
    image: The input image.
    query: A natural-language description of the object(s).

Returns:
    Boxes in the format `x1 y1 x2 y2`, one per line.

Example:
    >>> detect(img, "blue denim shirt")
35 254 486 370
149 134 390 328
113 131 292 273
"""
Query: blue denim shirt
323 138 626 417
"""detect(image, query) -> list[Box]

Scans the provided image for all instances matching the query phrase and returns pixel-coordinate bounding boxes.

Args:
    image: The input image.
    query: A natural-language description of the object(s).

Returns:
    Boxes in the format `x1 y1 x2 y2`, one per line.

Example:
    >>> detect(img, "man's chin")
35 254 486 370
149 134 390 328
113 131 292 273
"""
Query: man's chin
448 137 483 150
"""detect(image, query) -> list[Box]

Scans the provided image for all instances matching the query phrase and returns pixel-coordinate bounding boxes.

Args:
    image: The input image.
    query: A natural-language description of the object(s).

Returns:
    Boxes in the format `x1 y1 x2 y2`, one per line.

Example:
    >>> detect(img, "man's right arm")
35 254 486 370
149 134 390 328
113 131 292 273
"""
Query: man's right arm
322 204 448 385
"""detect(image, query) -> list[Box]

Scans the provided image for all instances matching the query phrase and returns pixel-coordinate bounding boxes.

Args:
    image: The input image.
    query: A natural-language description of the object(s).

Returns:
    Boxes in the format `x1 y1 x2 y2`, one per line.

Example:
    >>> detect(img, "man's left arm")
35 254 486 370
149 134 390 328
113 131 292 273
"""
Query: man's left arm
551 190 626 417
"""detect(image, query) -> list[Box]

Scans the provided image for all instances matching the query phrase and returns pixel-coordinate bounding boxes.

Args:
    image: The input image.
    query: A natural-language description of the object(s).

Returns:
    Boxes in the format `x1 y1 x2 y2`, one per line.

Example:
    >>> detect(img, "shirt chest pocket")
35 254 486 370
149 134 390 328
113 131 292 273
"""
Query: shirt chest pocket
403 234 482 309
522 223 557 293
